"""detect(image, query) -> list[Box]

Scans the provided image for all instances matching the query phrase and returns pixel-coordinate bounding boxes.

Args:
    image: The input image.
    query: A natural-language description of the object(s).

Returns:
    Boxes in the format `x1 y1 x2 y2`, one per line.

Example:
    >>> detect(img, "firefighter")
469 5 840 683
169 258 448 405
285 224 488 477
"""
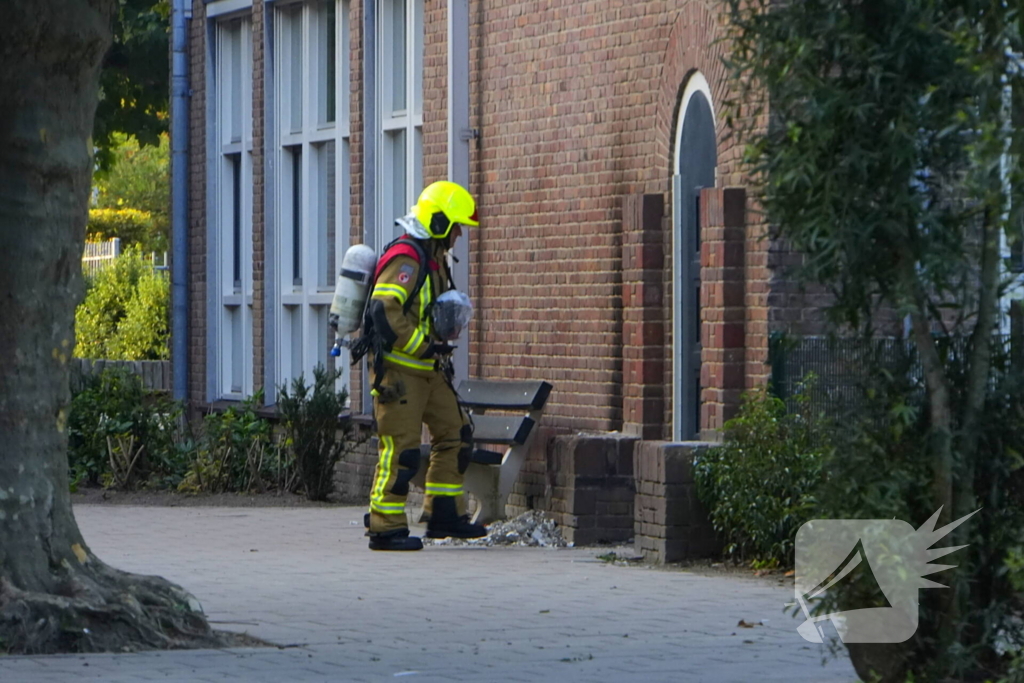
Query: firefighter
363 181 486 551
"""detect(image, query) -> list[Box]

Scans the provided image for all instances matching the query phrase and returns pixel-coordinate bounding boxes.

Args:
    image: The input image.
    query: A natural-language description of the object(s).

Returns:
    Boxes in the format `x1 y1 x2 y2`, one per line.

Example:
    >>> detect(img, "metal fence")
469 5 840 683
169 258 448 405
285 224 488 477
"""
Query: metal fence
768 334 1018 419
82 240 168 277
82 238 121 277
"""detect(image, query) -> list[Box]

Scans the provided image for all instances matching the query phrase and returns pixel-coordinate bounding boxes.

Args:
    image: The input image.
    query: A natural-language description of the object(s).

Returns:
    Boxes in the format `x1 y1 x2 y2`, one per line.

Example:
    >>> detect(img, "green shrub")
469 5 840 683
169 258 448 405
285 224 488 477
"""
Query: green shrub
75 248 169 361
693 383 830 568
812 358 1024 679
68 367 184 489
179 392 275 494
277 365 350 502
87 208 161 253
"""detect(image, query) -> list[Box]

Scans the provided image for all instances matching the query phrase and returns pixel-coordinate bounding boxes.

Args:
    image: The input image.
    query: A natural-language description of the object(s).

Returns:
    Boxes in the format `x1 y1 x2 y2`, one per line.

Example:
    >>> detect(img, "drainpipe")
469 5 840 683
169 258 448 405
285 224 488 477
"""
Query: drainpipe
170 0 191 402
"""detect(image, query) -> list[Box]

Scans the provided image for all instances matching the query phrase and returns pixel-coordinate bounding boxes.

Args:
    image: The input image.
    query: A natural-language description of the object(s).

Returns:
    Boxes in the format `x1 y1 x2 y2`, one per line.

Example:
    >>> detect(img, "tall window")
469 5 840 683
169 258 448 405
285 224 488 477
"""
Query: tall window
377 0 423 246
215 16 253 400
275 0 351 392
672 73 716 441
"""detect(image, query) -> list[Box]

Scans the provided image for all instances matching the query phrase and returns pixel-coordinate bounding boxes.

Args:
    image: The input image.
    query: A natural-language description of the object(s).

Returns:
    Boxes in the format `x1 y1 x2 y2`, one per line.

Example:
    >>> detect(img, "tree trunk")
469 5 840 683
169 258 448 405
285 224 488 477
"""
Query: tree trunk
899 259 953 523
0 0 224 654
958 210 1000 520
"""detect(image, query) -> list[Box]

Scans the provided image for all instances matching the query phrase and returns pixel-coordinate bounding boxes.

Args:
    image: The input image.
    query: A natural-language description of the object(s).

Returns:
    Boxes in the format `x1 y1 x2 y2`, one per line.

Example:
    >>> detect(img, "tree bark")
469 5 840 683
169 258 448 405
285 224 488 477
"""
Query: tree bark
959 210 1000 515
0 0 224 654
899 259 953 523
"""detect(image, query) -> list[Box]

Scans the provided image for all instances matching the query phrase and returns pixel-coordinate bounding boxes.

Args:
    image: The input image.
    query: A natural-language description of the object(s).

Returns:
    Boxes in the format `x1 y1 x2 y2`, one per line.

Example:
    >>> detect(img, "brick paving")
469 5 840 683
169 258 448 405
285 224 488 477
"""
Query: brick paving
0 506 859 682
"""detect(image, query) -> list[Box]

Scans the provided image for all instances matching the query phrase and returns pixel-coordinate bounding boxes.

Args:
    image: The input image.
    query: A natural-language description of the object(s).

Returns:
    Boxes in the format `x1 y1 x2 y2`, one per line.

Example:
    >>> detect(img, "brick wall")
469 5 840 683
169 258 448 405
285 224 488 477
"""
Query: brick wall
471 1 740 437
332 420 378 504
422 1 448 186
348 0 365 413
508 433 637 546
187 0 208 410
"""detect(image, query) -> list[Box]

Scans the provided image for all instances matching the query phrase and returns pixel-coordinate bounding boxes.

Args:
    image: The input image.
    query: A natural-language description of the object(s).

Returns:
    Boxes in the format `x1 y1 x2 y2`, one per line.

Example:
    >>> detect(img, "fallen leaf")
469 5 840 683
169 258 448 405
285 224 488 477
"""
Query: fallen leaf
737 619 763 628
785 570 795 577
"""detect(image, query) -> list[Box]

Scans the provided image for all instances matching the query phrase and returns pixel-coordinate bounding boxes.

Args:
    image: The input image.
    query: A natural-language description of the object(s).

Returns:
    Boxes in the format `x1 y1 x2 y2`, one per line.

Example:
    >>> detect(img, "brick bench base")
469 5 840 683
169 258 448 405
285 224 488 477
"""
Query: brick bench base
634 441 720 564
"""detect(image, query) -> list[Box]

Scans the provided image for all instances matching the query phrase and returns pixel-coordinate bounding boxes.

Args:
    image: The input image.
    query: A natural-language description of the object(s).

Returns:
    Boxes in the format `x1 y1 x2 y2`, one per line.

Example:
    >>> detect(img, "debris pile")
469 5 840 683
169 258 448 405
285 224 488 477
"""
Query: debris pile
424 510 569 548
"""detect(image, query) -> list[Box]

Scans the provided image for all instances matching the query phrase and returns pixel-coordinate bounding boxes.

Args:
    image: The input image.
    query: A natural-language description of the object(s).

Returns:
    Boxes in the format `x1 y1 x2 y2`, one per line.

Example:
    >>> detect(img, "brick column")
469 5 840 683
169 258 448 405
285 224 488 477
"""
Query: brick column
186 0 208 410
622 193 666 440
251 0 266 397
700 188 746 437
634 441 719 563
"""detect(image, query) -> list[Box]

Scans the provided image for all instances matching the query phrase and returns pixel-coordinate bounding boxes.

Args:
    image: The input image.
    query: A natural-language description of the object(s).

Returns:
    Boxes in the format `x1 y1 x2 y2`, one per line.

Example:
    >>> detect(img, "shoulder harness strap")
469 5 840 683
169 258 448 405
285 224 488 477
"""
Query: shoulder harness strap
374 236 431 315
351 236 433 391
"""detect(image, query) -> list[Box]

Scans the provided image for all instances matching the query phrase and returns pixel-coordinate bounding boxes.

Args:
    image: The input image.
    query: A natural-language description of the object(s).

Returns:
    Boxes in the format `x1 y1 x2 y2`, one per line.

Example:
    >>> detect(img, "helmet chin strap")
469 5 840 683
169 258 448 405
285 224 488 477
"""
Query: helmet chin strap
434 234 456 258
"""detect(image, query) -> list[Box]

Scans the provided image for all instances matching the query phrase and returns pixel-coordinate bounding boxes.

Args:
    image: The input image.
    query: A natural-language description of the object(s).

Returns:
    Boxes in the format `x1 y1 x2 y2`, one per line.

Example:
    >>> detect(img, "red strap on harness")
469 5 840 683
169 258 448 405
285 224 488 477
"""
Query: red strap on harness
374 242 422 280
374 238 438 279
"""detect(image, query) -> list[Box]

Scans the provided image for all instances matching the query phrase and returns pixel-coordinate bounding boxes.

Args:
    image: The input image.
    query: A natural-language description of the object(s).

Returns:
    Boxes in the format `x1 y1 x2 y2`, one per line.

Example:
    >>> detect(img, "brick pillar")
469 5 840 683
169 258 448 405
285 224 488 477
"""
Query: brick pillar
622 194 666 440
251 0 266 396
700 188 746 437
634 441 719 563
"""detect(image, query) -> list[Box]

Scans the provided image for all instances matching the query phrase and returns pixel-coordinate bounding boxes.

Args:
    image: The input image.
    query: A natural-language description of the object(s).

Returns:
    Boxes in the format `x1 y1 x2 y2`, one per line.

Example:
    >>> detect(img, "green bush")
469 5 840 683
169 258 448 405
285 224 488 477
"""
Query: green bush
68 367 184 490
87 208 161 254
693 383 830 568
278 365 350 502
812 357 1024 679
75 248 169 361
178 392 276 494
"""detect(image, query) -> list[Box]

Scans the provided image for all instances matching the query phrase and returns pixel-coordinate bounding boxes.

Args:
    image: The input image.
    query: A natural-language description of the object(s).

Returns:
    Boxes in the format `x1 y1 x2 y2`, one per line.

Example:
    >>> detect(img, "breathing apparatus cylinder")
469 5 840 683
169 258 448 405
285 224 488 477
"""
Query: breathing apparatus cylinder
329 244 377 356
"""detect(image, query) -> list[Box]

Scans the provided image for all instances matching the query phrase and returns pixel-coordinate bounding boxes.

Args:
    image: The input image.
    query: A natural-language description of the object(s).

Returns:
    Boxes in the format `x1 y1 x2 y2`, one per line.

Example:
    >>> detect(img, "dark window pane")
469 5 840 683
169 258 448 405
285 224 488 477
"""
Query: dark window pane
292 148 302 285
231 154 241 289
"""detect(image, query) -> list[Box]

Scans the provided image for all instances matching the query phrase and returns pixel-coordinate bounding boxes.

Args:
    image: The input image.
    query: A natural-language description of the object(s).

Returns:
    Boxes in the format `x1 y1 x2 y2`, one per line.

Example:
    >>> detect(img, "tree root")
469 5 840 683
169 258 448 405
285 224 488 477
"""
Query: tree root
0 560 232 655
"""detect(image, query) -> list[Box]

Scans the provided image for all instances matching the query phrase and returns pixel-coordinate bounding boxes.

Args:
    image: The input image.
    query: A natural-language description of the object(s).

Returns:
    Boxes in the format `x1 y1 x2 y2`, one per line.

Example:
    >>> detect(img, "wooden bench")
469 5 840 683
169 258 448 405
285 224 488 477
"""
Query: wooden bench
412 379 553 524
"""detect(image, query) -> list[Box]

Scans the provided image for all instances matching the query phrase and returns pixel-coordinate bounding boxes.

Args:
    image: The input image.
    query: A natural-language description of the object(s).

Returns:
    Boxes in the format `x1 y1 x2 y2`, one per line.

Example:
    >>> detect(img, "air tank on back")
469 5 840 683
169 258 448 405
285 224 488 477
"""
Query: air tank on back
329 244 377 356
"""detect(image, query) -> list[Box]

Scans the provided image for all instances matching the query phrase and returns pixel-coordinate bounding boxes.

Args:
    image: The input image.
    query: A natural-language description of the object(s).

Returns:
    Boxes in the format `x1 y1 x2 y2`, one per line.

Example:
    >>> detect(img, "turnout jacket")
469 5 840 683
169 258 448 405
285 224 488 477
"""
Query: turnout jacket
367 238 452 377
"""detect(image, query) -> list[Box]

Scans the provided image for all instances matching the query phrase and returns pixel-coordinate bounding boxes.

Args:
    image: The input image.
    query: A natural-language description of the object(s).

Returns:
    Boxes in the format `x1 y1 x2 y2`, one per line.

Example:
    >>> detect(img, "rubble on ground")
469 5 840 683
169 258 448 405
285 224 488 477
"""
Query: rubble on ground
424 510 569 548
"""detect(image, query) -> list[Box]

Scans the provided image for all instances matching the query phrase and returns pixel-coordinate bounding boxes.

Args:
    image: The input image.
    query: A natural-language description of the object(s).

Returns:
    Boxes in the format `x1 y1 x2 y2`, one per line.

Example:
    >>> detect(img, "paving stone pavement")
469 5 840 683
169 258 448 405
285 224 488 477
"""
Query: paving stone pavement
0 505 860 682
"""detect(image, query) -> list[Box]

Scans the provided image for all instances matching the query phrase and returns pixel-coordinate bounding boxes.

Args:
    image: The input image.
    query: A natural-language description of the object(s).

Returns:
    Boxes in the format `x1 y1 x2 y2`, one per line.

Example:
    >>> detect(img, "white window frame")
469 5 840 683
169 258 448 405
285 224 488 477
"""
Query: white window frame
213 15 254 401
274 0 351 395
376 0 423 248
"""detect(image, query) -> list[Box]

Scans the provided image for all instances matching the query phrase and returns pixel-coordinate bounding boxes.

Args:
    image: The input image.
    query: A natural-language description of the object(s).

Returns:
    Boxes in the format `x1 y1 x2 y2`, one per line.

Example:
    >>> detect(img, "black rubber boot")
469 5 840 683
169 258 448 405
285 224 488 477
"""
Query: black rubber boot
367 528 423 551
425 497 487 539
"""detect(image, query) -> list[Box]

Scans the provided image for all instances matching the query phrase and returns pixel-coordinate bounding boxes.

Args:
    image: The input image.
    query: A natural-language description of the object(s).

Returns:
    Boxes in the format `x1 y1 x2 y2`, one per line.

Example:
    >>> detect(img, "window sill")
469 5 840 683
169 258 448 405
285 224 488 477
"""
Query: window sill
203 400 373 428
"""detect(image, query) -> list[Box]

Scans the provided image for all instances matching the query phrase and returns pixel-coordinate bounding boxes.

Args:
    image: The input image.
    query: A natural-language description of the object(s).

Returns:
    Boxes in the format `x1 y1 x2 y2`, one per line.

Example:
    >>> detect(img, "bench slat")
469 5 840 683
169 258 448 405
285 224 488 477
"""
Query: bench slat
458 380 552 411
470 449 504 465
416 446 503 466
471 414 535 445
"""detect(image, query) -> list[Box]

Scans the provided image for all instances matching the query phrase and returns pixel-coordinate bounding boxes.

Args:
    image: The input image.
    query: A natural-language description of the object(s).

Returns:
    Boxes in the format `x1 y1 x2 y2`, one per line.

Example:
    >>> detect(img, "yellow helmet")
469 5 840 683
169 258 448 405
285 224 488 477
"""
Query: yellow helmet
413 181 479 239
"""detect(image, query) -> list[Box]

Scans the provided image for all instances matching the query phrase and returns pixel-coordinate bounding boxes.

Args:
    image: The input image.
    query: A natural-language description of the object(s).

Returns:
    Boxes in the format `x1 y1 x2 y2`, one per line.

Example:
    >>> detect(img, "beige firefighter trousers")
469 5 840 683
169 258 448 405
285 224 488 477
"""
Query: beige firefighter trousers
368 364 472 533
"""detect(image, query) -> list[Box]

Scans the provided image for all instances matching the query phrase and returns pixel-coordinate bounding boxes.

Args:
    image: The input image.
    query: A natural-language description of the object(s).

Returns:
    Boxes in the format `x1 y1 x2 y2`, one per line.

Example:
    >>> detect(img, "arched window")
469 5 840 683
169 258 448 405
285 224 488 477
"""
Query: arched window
672 73 717 440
